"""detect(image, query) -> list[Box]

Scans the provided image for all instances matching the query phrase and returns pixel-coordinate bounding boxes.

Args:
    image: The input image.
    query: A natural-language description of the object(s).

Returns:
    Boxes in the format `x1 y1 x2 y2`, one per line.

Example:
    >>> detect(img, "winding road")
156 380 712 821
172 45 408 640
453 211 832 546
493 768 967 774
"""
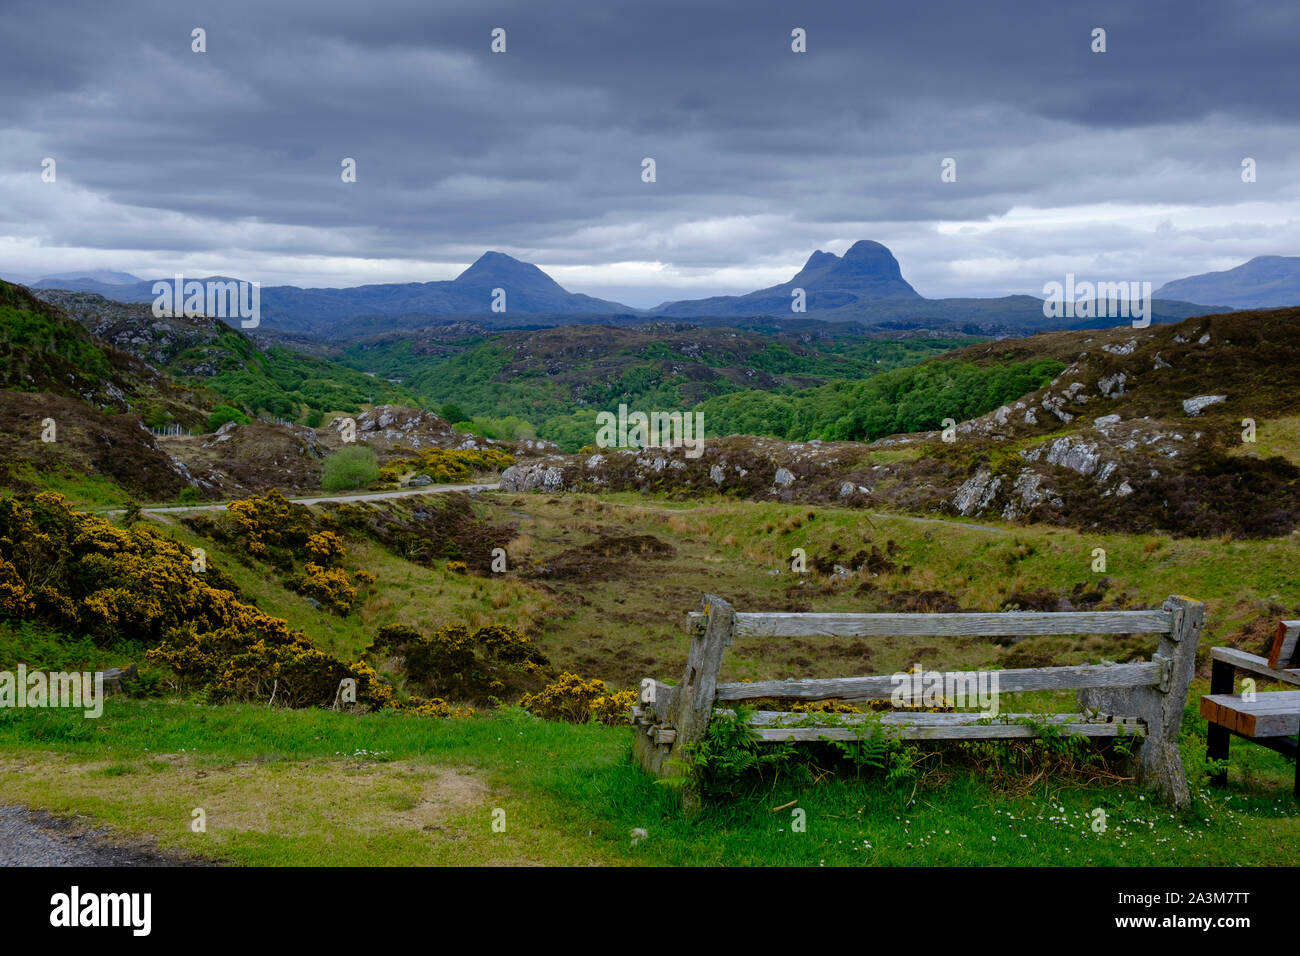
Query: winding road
101 482 502 516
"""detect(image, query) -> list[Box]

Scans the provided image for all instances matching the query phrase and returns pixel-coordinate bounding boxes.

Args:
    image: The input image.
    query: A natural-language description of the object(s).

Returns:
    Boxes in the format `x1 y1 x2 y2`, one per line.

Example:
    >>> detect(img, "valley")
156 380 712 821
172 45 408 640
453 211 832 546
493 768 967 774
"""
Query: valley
2 261 1298 868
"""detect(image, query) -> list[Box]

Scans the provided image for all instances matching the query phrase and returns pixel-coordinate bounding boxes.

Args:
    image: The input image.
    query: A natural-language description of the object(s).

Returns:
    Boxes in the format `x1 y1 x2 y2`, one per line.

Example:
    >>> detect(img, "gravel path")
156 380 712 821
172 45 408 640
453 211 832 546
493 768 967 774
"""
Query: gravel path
95 481 502 516
0 806 212 867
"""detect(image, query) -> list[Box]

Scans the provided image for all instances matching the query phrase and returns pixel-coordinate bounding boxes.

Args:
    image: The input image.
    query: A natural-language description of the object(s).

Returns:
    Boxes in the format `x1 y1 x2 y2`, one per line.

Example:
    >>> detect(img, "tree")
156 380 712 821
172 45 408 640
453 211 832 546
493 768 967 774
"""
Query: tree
321 446 379 491
206 404 250 432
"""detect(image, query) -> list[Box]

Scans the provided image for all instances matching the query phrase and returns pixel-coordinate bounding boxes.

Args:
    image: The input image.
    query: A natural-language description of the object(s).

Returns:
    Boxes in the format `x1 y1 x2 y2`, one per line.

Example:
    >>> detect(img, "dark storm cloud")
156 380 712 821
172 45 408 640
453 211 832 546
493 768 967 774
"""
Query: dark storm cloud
0 0 1296 301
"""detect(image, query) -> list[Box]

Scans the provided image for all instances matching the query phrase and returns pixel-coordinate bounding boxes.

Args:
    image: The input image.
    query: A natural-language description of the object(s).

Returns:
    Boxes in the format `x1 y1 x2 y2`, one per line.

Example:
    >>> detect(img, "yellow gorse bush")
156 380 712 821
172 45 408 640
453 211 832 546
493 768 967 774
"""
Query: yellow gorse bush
519 672 636 726
402 696 475 719
378 446 515 485
0 492 392 710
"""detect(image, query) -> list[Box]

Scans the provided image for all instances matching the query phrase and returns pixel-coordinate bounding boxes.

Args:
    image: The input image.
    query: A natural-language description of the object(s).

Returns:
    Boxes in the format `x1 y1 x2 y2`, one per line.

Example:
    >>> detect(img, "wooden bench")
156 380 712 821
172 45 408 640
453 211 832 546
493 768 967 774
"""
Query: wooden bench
1201 623 1300 798
633 593 1205 808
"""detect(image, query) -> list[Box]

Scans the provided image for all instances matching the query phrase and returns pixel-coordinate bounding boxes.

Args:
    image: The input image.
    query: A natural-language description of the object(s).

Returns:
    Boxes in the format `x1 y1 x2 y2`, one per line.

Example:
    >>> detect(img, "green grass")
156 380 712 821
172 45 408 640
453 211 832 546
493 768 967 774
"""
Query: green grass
3 488 1298 866
0 699 1295 866
5 461 132 509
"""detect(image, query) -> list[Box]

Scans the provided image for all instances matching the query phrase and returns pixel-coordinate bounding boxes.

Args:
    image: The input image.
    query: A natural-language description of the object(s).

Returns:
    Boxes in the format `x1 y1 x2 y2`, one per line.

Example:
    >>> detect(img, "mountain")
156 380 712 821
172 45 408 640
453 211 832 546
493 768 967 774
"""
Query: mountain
1155 256 1300 310
14 254 643 336
33 269 142 288
653 239 921 316
11 242 1237 340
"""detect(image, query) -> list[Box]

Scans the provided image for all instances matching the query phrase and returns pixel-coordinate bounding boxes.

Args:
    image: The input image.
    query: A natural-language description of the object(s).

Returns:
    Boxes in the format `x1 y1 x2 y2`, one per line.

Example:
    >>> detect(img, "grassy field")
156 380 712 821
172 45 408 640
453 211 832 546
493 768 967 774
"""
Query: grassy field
0 698 1296 866
2 489 1298 866
464 491 1299 689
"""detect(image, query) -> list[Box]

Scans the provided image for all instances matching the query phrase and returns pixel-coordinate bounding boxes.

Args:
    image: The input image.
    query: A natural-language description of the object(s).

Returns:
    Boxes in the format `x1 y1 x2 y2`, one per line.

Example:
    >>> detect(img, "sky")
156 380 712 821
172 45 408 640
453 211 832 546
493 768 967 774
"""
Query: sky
1 0 1297 308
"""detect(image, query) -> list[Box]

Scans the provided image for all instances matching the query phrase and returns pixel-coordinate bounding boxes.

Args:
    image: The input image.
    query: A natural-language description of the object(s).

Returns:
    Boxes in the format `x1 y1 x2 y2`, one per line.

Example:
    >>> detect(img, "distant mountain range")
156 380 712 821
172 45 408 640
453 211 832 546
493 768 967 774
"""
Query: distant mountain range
6 243 1297 341
1 269 143 288
1154 256 1300 310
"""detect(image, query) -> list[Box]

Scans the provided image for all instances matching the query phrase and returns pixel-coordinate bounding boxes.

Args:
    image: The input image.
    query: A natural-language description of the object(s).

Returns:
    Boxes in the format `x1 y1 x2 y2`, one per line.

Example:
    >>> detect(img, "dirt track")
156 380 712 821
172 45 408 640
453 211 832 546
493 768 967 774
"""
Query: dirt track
98 482 502 516
0 805 211 867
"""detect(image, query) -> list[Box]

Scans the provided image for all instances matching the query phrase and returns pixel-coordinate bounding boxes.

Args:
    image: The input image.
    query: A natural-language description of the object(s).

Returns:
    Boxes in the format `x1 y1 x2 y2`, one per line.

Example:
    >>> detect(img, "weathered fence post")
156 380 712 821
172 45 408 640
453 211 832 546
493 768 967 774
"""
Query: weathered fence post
670 594 734 809
1078 594 1203 807
631 593 734 809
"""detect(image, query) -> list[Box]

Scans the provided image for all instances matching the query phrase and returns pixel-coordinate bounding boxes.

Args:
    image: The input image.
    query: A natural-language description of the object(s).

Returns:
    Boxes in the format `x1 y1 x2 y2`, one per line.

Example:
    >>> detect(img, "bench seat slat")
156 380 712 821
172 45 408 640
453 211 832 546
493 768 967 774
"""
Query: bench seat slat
1201 692 1300 738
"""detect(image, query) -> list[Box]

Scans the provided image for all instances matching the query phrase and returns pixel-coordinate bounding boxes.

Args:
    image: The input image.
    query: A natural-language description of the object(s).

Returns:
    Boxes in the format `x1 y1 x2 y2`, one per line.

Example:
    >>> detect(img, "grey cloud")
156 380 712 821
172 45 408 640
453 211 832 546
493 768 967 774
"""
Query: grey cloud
0 0 1296 303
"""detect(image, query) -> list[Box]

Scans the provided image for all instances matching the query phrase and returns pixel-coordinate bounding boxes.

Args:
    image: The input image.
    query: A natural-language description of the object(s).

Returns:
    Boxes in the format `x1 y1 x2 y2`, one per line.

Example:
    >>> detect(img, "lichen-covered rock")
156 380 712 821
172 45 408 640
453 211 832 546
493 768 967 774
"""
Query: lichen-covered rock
1098 372 1127 397
1000 468 1062 520
1044 436 1103 477
953 468 1001 516
500 463 566 492
1182 394 1226 416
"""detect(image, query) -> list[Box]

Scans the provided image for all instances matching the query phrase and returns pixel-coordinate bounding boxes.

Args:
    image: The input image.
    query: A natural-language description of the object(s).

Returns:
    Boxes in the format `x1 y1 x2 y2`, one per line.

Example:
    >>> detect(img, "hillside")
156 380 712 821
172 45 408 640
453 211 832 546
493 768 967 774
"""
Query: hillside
0 281 516 502
0 281 212 499
33 289 414 422
341 322 980 449
500 306 1300 538
8 273 1297 536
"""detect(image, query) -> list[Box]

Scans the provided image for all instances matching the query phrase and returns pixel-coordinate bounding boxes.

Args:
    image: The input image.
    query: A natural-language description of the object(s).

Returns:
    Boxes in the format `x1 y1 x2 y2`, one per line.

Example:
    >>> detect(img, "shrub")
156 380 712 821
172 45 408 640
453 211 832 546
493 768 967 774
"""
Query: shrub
224 490 317 566
519 672 636 725
305 531 346 566
206 404 250 432
402 695 474 718
0 492 391 710
365 621 549 705
296 563 357 615
322 445 379 491
147 616 392 709
379 446 515 485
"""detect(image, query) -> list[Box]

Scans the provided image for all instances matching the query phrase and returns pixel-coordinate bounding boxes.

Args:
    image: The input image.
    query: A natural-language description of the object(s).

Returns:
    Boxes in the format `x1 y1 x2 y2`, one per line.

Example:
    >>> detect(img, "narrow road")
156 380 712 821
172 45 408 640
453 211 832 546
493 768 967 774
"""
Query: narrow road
100 484 1003 536
870 512 1005 534
0 805 212 867
101 482 502 516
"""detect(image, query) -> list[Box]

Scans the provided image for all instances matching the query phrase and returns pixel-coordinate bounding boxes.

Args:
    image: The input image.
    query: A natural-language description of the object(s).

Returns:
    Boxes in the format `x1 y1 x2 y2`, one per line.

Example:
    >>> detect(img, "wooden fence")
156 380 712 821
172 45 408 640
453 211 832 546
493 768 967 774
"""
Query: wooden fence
633 593 1205 808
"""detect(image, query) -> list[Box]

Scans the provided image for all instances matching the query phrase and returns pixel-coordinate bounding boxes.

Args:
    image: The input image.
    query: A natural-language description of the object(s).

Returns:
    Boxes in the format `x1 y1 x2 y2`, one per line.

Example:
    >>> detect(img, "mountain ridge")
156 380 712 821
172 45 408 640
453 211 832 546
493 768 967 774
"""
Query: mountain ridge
1154 255 1300 310
5 242 1280 339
